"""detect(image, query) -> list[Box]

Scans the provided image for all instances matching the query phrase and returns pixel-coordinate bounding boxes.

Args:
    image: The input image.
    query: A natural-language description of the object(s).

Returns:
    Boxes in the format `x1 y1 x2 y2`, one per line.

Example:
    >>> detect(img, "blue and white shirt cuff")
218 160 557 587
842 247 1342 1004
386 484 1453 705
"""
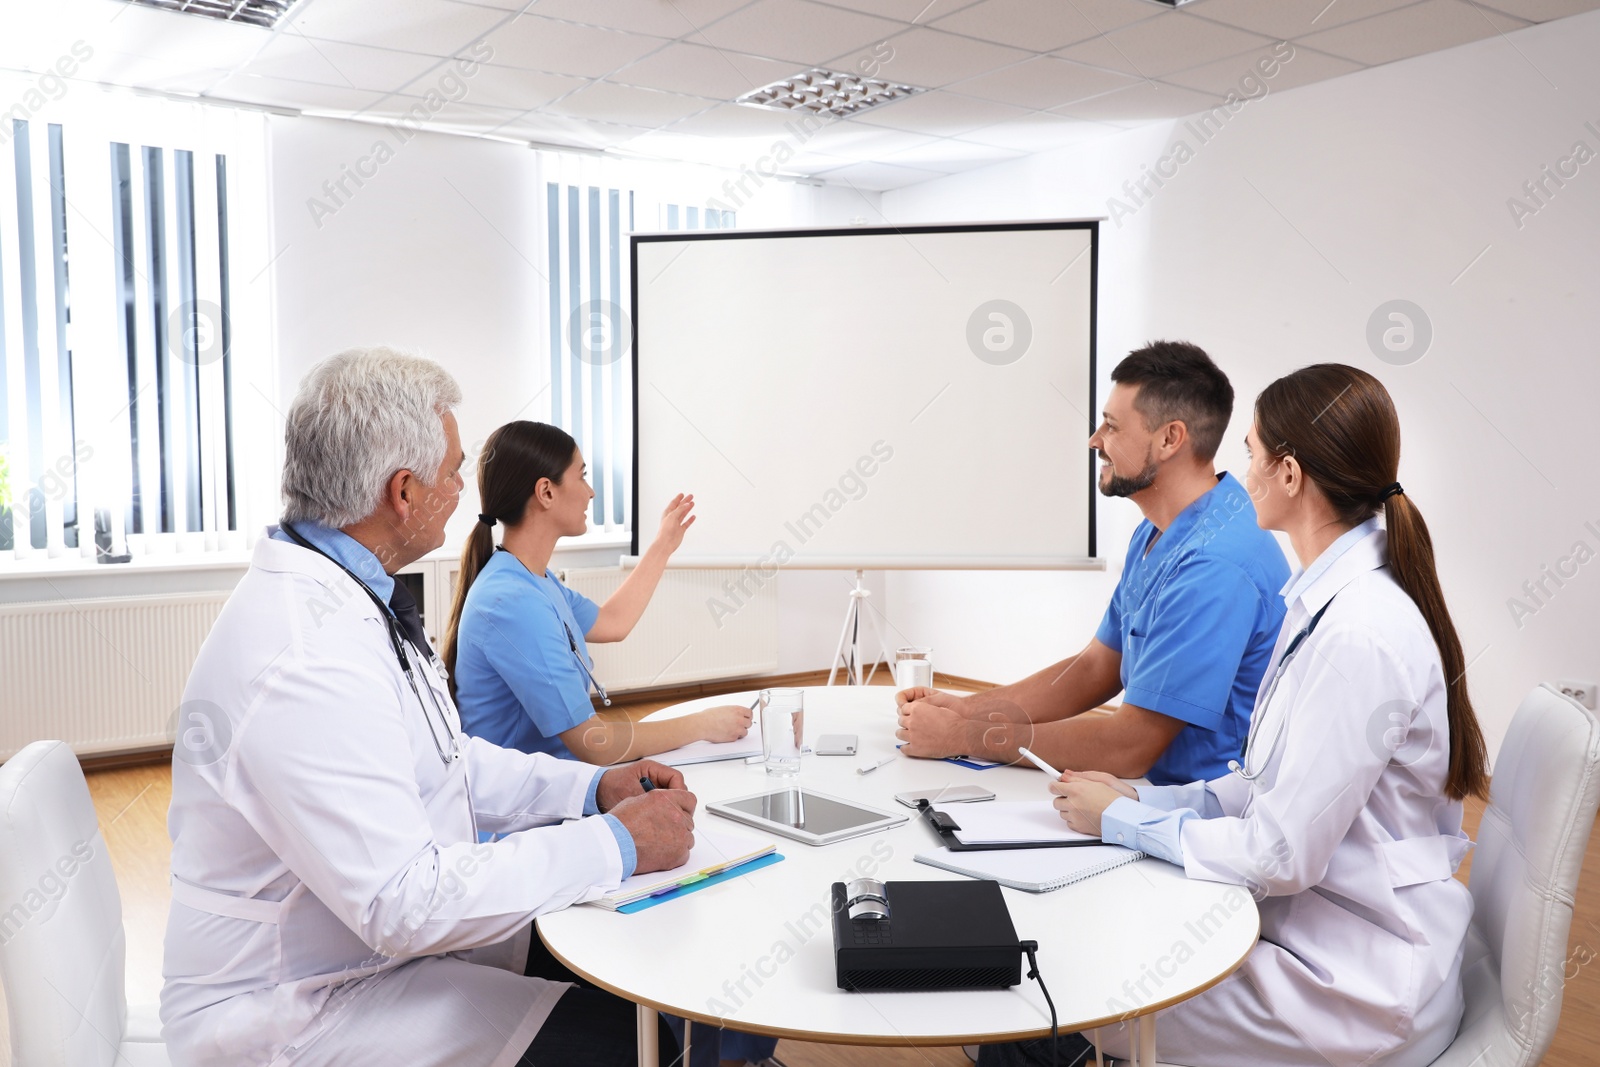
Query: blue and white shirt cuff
601 815 637 879
1101 796 1195 867
585 768 638 879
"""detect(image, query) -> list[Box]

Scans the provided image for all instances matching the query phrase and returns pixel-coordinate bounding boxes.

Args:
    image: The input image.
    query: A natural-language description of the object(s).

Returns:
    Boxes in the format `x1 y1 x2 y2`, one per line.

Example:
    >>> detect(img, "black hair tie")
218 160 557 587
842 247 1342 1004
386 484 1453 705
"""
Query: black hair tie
478 513 498 527
1380 482 1404 501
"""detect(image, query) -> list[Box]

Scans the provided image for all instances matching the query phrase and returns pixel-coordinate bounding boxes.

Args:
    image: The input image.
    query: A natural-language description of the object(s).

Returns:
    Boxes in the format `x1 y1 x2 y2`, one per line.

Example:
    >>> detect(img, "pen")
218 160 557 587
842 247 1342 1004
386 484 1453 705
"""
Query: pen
639 776 656 792
1017 746 1063 778
856 755 896 775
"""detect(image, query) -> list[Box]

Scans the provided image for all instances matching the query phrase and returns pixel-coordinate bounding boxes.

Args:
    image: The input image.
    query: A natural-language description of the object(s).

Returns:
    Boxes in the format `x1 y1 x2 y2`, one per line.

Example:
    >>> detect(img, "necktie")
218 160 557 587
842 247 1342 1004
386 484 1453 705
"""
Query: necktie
387 579 434 658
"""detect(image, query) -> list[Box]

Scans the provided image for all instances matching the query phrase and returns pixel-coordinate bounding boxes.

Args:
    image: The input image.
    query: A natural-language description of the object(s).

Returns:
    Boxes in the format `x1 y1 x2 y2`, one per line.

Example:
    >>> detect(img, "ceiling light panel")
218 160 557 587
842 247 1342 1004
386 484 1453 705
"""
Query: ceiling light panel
126 0 302 29
737 69 922 118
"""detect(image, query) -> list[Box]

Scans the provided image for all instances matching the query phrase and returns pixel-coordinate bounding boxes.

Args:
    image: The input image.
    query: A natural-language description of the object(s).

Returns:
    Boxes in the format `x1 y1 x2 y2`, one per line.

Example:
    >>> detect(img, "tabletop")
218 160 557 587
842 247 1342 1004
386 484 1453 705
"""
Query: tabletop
536 685 1259 1047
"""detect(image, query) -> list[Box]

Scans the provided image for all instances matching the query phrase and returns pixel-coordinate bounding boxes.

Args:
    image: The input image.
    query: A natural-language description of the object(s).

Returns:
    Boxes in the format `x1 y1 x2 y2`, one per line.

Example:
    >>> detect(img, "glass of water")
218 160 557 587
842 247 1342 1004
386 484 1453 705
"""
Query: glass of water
759 688 805 777
895 647 933 692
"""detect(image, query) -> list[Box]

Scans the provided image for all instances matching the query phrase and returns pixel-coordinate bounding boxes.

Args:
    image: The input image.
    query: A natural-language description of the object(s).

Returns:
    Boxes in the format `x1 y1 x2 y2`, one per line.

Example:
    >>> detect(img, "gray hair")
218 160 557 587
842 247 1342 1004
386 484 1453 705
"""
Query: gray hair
281 347 463 528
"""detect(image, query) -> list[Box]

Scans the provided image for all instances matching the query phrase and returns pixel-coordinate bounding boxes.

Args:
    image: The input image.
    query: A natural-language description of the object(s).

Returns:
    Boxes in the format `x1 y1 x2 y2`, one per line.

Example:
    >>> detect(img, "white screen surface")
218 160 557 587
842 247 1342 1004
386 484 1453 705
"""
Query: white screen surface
632 223 1097 569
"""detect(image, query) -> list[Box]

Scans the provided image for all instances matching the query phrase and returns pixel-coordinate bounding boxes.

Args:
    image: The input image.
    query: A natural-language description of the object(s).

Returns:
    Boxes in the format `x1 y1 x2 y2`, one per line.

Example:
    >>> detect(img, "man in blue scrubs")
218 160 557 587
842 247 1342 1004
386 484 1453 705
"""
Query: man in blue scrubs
897 341 1289 785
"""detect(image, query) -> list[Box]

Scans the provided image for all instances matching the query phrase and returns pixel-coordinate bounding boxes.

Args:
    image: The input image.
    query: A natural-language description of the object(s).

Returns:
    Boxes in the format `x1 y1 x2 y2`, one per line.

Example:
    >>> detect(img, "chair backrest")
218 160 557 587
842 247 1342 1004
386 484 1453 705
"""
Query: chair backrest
0 740 129 1067
1433 684 1600 1066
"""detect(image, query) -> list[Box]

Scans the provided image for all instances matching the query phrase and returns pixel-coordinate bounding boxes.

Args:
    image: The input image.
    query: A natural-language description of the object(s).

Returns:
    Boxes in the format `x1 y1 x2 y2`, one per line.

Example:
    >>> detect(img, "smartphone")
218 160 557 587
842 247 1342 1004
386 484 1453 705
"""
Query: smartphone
814 733 858 756
893 785 996 808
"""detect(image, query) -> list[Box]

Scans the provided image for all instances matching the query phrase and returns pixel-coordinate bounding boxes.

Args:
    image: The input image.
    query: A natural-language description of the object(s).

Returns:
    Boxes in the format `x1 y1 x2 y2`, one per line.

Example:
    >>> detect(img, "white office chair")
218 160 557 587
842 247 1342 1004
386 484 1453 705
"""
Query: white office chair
0 740 170 1066
1113 683 1600 1067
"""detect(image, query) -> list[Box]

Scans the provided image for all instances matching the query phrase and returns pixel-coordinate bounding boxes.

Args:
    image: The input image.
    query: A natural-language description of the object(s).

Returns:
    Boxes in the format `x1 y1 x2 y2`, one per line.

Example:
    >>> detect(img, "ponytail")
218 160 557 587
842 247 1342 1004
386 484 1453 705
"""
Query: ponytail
439 420 580 699
1383 492 1489 799
1255 364 1489 800
441 518 496 700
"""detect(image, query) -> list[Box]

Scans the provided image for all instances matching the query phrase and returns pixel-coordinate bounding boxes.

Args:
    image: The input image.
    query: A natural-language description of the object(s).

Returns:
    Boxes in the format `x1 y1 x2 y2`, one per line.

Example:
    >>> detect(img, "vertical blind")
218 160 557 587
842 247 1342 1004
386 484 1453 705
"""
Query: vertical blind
541 151 734 537
0 95 263 564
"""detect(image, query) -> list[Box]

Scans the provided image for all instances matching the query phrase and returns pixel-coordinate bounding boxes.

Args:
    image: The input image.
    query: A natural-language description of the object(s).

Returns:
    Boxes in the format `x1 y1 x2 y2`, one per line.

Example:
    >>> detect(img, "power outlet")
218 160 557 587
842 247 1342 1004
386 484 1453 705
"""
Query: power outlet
1557 679 1598 710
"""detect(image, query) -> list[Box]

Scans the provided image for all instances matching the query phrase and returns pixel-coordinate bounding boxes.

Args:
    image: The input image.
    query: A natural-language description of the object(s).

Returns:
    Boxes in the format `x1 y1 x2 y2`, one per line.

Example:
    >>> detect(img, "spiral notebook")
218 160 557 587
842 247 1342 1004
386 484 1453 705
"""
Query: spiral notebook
914 844 1145 893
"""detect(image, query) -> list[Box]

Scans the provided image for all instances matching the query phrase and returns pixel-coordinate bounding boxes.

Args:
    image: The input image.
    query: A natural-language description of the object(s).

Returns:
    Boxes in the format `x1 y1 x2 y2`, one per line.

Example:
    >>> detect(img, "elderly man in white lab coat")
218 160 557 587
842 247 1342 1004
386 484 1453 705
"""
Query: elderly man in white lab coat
161 348 696 1067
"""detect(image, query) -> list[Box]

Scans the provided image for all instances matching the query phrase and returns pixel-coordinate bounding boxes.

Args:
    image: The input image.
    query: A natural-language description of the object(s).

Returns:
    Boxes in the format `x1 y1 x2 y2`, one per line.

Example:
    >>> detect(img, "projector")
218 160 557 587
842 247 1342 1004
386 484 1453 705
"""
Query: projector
831 878 1022 992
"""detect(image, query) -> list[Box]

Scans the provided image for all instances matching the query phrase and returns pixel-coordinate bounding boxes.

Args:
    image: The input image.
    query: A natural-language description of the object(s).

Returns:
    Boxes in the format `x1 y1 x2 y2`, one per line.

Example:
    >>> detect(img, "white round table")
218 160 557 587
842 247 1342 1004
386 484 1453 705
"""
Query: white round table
537 686 1259 1066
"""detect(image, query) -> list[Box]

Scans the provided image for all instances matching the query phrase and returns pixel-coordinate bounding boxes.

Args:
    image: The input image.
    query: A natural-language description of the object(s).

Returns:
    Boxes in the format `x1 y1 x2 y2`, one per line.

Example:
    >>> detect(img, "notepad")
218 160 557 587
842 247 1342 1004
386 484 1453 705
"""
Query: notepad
584 826 779 911
915 845 1145 892
933 800 1101 846
650 734 764 766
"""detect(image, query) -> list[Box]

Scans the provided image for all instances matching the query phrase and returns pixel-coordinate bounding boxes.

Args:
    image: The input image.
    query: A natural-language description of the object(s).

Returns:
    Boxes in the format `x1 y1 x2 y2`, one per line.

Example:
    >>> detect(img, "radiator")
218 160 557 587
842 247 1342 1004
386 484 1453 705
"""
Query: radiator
558 567 779 693
0 592 229 761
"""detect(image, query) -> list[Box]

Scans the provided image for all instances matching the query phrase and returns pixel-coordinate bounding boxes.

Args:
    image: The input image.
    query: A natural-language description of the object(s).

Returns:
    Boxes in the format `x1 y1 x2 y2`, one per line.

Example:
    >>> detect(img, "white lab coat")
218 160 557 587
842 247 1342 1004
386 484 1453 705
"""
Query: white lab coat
1098 528 1473 1067
160 537 628 1067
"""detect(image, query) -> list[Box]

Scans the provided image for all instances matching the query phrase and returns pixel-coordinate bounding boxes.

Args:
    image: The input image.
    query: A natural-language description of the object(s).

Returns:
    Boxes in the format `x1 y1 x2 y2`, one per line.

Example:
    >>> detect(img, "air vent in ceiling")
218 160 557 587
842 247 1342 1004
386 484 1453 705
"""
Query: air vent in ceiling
736 69 922 119
126 0 302 29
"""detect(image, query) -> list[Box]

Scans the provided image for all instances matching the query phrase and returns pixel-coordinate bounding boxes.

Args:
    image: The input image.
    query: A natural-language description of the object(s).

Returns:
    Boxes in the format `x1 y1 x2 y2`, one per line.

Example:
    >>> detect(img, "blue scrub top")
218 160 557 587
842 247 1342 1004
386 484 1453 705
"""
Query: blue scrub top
453 549 602 758
1095 472 1290 786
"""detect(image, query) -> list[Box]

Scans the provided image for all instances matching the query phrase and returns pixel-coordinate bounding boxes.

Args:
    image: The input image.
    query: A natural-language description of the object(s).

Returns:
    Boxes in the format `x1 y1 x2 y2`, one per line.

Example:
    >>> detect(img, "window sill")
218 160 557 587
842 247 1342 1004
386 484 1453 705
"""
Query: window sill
0 531 636 581
0 549 256 581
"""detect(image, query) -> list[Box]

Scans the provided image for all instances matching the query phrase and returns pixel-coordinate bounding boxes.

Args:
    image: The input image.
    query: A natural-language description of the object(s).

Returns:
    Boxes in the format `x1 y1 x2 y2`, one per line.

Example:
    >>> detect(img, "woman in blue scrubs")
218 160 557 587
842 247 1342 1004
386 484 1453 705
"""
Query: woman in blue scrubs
443 420 752 763
444 420 777 1067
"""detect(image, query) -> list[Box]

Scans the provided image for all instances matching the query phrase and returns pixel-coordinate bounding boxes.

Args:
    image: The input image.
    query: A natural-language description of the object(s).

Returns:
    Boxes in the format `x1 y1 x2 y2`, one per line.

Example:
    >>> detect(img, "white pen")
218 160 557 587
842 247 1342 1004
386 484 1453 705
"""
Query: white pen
1017 746 1063 778
856 755 896 775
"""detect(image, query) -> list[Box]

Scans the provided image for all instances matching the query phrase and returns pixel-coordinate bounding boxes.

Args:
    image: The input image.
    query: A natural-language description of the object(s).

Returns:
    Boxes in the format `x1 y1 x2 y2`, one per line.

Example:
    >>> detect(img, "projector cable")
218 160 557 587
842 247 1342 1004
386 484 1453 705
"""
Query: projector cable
1019 939 1058 1067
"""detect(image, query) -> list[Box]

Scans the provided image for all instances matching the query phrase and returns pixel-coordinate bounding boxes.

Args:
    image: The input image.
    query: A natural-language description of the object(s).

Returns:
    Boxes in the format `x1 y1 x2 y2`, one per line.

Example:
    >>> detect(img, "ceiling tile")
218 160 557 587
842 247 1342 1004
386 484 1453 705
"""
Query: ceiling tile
690 0 905 66
1054 12 1277 79
828 26 1029 89
544 81 718 125
787 121 943 160
880 135 1024 172
1471 0 1600 18
852 90 1035 135
89 51 234 96
495 112 653 148
809 0 983 21
609 42 799 100
372 98 530 132
1297 0 1529 65
662 101 814 136
932 0 1163 52
809 158 949 190
449 0 750 36
1184 0 1424 39
242 34 445 94
951 55 1138 108
1161 42 1363 95
1050 80 1226 124
205 74 390 112
473 15 670 77
954 111 1122 152
85 2 271 67
411 63 587 111
289 0 510 58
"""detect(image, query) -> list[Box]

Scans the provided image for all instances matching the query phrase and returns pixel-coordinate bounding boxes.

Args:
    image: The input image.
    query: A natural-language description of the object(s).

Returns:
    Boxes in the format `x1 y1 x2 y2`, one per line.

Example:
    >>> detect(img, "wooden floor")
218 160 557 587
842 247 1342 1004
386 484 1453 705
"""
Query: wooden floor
3 677 1597 1067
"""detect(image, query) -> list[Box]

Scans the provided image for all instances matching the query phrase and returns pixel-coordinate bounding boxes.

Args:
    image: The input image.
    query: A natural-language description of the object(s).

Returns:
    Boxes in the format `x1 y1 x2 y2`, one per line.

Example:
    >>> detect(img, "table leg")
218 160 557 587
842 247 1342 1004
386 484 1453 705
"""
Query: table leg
1090 1027 1105 1067
1127 1013 1158 1066
636 1004 659 1067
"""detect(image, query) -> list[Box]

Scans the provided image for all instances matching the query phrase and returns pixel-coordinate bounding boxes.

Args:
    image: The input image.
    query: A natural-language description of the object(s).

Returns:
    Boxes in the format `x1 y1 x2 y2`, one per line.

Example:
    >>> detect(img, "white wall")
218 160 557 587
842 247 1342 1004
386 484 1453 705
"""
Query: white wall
879 11 1600 757
266 116 886 675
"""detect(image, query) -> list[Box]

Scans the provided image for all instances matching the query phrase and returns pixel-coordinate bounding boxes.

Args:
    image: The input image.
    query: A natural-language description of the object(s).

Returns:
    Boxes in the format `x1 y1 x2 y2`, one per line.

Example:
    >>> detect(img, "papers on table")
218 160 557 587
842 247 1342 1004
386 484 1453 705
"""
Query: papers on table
584 826 779 911
934 800 1101 846
915 845 1144 893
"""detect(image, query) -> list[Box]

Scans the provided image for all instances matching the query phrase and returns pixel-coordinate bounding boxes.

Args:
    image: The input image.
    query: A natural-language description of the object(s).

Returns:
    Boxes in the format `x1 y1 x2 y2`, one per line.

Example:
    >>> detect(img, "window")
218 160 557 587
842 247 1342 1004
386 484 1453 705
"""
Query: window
0 85 268 564
539 152 736 539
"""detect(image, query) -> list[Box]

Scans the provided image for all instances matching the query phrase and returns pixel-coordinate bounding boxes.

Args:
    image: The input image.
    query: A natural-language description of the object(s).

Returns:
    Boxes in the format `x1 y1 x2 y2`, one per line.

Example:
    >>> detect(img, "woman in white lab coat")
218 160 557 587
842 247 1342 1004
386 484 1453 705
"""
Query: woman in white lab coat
1013 364 1491 1067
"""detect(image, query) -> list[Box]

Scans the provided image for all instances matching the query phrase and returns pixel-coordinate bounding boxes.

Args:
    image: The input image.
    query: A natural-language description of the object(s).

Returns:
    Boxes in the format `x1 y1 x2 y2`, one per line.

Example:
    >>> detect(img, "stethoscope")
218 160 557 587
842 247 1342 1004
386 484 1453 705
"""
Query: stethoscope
497 547 610 708
1229 596 1337 782
281 523 462 766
